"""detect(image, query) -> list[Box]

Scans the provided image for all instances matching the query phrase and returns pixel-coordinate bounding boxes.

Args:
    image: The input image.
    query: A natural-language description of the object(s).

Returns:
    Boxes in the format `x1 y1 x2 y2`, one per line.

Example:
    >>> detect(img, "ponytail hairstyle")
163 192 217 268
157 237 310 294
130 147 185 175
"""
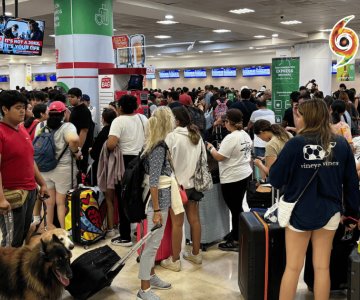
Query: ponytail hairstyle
331 100 346 125
172 106 201 145
46 111 65 130
225 109 243 130
253 119 290 143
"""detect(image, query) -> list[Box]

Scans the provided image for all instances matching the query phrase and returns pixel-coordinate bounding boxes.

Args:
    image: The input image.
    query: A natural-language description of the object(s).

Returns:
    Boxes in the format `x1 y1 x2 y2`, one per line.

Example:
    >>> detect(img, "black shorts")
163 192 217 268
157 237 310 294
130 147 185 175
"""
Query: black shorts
185 188 204 202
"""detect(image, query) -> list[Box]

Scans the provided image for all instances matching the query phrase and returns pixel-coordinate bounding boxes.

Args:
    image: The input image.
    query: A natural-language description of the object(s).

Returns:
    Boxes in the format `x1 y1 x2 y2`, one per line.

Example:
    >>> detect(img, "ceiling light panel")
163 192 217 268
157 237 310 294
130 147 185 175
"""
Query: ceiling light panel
254 35 266 38
280 20 302 25
165 15 174 19
213 29 231 33
156 20 179 25
154 35 172 39
229 8 255 14
199 40 214 44
319 29 332 32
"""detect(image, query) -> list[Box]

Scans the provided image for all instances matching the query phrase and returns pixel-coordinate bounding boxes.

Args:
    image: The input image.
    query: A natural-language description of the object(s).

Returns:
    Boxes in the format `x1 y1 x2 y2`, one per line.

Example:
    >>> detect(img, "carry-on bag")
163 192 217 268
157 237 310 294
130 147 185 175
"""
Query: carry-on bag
238 188 286 300
185 183 230 250
348 246 360 300
304 225 359 291
137 212 172 262
65 160 107 247
67 224 162 300
246 164 272 209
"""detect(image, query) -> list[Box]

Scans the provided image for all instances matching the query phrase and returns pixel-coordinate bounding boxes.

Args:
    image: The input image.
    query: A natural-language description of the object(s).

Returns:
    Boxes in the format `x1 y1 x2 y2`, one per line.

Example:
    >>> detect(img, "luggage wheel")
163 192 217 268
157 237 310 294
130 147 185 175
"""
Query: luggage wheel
136 256 141 263
84 245 89 250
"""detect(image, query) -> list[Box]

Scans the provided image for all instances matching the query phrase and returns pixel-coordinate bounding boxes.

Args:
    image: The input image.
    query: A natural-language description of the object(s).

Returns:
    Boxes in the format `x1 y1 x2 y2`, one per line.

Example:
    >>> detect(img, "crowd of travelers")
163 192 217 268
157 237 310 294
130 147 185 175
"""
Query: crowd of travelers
0 80 359 300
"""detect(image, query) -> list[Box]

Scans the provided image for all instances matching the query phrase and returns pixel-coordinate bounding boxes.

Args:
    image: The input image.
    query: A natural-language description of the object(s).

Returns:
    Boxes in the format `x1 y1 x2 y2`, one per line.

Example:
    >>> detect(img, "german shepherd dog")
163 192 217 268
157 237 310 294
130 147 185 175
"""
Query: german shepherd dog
0 235 72 300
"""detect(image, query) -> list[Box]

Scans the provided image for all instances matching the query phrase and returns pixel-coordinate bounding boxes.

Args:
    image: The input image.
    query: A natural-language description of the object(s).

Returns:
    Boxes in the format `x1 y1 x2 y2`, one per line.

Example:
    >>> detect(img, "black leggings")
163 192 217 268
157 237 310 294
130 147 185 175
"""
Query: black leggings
221 175 250 241
115 155 137 240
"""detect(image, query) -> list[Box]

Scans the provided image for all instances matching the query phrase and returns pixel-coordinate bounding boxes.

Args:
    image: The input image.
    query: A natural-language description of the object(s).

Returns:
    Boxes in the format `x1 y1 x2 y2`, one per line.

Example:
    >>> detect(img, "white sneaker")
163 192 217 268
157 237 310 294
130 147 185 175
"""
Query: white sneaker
160 256 181 272
183 250 202 264
106 229 116 238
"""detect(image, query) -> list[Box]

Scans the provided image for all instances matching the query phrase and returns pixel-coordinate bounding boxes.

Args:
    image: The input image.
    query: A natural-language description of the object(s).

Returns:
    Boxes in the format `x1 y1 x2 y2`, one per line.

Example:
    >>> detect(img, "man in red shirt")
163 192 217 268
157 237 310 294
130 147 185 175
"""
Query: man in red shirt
179 87 193 106
0 90 48 247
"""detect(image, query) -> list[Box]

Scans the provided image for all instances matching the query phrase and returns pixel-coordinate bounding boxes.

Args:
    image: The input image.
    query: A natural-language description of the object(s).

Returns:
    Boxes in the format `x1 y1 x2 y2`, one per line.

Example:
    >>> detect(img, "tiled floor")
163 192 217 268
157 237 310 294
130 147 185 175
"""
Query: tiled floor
61 236 348 300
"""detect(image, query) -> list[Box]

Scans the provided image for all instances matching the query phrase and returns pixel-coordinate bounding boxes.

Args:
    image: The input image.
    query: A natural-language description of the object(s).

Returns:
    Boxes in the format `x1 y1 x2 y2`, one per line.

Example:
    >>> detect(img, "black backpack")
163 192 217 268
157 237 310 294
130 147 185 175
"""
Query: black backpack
121 153 148 223
122 143 168 223
185 106 206 136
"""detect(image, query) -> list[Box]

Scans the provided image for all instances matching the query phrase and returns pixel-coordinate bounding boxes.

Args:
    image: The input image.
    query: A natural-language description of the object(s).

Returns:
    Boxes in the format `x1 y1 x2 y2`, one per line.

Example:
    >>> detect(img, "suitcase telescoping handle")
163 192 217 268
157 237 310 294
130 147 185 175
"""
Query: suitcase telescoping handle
108 223 162 273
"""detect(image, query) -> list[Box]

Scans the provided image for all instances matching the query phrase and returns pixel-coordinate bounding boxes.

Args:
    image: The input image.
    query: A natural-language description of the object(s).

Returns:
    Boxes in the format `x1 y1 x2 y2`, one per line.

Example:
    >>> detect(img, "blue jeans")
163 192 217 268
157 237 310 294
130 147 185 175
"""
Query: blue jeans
0 189 37 247
138 209 169 280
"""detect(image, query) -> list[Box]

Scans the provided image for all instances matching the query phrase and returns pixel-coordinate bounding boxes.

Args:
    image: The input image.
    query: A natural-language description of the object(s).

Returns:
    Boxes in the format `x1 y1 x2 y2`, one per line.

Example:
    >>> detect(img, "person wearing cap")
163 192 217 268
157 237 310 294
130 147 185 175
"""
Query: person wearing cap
81 93 97 124
33 101 81 228
0 90 49 247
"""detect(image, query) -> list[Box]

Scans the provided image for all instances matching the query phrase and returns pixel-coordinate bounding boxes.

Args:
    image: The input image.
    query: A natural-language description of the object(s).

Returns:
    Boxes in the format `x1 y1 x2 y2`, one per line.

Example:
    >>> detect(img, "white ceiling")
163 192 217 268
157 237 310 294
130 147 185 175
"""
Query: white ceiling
1 0 360 65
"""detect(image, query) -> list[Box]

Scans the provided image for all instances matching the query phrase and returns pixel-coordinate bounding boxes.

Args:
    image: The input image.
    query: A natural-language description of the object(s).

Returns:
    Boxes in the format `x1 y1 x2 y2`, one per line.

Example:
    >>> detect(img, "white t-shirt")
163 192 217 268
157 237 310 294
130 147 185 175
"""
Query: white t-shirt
250 109 275 148
109 114 148 155
218 130 253 184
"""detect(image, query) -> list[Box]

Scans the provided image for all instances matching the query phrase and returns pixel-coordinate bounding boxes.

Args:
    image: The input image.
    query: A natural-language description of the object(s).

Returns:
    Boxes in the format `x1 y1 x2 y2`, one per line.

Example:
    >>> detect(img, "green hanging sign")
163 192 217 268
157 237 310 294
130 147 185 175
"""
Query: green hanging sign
271 57 300 123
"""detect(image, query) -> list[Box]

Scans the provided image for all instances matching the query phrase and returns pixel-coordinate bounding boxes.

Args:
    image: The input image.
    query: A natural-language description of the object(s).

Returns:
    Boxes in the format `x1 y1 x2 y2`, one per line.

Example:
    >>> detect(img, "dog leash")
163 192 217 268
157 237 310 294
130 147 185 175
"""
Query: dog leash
4 211 14 247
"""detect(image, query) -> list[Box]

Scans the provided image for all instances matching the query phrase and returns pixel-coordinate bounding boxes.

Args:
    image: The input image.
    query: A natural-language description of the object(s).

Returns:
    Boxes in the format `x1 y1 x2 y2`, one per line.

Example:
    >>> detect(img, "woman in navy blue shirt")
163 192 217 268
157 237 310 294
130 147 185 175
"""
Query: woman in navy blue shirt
270 99 359 300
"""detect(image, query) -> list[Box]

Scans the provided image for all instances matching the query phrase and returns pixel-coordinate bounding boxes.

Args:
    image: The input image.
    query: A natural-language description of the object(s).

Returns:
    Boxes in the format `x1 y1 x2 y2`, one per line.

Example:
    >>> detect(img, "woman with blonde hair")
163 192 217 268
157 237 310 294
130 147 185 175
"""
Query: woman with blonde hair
137 106 176 300
269 99 359 300
160 106 204 272
253 119 292 179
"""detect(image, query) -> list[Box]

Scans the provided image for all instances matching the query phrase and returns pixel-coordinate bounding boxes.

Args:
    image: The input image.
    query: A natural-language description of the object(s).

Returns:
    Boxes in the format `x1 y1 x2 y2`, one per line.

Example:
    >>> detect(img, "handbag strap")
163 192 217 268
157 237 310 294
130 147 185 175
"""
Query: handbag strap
166 147 181 186
295 167 320 202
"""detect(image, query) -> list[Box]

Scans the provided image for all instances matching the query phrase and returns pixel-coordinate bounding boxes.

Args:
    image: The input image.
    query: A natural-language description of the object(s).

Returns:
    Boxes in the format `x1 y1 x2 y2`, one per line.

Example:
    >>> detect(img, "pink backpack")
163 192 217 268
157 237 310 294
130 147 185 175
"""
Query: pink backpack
214 99 228 120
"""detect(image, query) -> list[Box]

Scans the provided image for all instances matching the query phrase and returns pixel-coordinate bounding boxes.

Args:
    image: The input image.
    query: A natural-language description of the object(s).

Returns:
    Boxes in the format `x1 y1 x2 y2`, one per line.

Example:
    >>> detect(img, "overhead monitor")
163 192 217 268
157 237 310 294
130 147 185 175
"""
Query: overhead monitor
242 66 271 77
212 67 237 78
331 63 337 74
159 70 180 79
34 74 47 81
0 16 45 56
184 69 207 78
0 75 8 82
49 74 57 81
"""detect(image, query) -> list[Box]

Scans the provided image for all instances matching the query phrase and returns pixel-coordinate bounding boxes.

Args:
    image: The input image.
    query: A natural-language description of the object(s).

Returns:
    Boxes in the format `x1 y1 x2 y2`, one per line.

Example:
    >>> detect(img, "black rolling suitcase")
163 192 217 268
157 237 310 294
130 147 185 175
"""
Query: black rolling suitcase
348 247 360 300
304 225 359 291
66 224 162 300
238 210 286 300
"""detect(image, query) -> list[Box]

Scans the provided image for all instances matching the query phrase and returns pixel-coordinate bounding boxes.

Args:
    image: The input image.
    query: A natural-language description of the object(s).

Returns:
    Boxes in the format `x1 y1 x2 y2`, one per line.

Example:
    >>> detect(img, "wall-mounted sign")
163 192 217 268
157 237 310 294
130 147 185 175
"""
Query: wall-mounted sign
212 67 237 78
330 15 359 69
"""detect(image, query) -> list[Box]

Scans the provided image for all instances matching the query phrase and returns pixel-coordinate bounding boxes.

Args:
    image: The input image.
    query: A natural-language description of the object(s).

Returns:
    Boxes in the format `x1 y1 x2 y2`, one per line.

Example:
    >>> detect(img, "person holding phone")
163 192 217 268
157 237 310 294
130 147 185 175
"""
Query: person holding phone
207 109 252 251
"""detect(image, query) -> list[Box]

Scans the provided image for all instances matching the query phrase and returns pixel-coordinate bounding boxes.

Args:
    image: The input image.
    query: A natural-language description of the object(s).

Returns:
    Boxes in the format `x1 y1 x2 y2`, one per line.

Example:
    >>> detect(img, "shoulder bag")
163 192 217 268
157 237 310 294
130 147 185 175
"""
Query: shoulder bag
278 167 320 227
194 141 213 192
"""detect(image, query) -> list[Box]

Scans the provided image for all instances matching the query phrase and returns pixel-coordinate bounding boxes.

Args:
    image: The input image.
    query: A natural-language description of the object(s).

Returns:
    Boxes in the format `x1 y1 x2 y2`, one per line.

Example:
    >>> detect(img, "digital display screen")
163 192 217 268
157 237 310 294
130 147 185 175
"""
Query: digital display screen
242 66 271 77
34 74 47 81
212 67 237 78
49 74 56 81
159 70 180 79
0 16 45 56
0 75 8 82
184 69 207 78
332 63 337 74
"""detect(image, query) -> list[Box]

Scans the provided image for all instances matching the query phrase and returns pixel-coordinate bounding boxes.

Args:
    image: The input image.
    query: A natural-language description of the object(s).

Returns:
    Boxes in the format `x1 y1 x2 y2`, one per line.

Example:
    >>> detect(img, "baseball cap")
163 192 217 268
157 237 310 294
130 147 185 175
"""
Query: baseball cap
49 101 67 113
82 94 90 102
259 85 266 92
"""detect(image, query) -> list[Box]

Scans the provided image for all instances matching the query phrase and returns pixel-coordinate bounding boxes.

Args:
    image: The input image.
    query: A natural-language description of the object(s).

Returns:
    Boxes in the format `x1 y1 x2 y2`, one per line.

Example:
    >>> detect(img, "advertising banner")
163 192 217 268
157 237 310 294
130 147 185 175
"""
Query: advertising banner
0 16 45 55
271 57 300 123
114 34 146 68
337 63 355 81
